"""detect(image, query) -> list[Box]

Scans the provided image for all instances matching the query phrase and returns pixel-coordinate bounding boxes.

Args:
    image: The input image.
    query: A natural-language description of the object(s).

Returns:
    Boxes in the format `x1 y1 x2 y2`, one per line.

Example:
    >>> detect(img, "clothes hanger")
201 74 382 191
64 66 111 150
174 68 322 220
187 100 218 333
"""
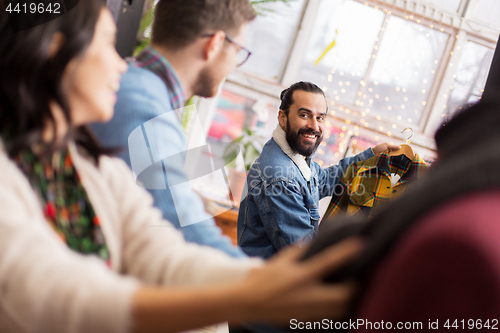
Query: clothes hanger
388 128 415 160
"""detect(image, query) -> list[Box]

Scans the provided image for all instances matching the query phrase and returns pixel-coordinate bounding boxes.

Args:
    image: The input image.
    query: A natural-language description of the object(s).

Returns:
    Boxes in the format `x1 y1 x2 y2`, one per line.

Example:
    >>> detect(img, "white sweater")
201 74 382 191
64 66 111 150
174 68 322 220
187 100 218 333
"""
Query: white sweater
0 142 261 333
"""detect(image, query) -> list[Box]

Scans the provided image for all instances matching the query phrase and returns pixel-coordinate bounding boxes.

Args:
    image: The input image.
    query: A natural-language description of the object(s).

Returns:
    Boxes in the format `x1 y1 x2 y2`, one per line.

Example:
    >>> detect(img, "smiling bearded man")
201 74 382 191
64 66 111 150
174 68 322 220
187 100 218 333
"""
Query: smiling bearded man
237 81 399 259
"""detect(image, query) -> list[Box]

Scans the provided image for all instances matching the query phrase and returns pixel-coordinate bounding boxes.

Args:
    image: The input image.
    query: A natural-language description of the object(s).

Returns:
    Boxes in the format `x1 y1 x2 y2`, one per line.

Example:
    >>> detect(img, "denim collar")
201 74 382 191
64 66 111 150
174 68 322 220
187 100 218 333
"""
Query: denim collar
272 125 312 181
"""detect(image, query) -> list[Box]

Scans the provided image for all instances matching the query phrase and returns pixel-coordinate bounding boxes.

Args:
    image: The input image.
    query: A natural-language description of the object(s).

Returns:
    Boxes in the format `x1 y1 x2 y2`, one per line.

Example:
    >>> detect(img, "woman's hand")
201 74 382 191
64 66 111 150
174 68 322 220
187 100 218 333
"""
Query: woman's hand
233 237 364 325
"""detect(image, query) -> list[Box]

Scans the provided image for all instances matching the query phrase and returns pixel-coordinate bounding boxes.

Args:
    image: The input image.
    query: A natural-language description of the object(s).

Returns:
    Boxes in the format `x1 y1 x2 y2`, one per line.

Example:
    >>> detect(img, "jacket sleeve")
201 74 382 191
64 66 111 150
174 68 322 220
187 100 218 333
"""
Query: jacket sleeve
317 148 374 199
90 67 245 258
0 180 139 333
102 157 263 287
258 180 316 254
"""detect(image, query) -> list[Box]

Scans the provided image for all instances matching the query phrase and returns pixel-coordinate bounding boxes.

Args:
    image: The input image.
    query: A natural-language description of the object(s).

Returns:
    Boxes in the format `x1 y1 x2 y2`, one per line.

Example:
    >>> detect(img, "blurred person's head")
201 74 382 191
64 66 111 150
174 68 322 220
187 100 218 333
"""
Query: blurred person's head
278 82 327 157
0 0 127 160
151 0 256 98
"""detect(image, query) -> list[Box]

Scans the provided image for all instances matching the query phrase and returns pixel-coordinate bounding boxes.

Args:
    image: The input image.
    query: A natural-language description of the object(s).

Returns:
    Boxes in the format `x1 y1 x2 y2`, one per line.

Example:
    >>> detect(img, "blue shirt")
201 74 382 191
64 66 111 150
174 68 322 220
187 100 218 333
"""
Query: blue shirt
237 126 374 259
90 46 245 257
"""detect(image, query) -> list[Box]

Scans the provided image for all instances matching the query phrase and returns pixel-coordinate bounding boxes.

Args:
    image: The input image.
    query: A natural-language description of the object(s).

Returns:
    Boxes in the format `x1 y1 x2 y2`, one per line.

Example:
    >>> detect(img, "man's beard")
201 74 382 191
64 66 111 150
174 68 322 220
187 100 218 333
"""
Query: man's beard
285 118 322 157
192 66 219 98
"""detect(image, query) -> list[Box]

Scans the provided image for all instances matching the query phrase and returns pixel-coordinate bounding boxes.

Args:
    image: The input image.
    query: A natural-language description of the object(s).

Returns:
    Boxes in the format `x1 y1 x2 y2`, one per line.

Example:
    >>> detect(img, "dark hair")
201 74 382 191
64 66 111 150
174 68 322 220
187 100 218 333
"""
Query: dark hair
279 81 326 115
0 0 109 162
152 0 256 50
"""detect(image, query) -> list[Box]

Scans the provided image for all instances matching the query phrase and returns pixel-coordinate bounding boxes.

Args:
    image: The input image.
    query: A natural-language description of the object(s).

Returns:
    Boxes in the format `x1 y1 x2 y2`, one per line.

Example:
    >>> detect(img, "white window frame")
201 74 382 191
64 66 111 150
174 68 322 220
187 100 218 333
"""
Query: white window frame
196 0 499 155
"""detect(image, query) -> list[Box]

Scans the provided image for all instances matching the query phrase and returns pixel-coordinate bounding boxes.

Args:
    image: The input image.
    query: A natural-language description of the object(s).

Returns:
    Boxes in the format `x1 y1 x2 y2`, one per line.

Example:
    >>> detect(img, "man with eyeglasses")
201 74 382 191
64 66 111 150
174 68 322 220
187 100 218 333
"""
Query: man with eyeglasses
91 0 255 258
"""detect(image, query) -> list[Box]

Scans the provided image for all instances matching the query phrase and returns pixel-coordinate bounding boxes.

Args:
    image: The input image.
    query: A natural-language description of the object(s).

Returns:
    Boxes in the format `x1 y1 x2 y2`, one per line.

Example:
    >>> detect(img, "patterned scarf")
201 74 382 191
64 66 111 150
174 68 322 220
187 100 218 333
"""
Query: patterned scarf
15 146 110 266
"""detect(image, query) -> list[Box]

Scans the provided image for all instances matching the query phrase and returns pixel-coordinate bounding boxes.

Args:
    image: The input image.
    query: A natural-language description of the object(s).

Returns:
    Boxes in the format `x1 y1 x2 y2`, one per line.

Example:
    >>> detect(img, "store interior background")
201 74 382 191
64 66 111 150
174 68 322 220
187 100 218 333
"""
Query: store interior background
120 0 500 226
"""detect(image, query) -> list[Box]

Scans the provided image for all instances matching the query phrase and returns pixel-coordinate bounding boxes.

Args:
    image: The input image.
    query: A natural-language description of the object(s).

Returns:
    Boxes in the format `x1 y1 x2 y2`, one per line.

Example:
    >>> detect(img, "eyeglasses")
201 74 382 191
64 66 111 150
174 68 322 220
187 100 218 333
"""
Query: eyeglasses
201 33 252 67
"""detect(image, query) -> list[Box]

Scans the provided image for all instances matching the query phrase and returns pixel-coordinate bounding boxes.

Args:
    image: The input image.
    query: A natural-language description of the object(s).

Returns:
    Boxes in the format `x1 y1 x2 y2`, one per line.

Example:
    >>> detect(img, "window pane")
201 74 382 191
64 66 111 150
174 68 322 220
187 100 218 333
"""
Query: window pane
312 120 375 167
420 0 462 13
298 0 384 106
473 0 500 28
365 16 449 125
239 0 305 80
446 41 494 115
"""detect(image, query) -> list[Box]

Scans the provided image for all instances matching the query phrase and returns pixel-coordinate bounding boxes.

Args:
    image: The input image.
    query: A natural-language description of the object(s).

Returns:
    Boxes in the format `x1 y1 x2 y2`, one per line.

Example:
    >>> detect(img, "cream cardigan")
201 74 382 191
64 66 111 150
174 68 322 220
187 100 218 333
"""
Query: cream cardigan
0 142 261 333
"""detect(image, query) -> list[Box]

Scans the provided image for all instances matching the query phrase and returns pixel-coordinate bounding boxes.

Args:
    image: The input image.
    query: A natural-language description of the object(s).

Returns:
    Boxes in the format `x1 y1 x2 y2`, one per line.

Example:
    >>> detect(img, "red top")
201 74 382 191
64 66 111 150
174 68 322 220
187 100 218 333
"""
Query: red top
355 190 500 331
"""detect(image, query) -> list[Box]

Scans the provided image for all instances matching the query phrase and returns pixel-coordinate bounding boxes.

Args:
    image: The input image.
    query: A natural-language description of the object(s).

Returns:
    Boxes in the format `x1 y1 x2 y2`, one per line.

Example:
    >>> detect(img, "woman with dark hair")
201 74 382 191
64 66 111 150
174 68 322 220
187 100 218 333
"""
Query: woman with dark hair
0 1 361 332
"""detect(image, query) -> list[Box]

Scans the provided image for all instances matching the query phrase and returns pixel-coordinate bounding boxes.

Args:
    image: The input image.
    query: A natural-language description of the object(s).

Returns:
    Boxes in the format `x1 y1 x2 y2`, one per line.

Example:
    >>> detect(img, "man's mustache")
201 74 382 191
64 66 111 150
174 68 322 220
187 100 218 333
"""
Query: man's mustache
298 128 322 137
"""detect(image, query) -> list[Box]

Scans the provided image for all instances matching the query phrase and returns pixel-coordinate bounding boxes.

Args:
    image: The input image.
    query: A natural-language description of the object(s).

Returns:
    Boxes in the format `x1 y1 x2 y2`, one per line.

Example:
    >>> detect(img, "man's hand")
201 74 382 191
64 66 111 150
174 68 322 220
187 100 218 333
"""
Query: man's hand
372 143 401 155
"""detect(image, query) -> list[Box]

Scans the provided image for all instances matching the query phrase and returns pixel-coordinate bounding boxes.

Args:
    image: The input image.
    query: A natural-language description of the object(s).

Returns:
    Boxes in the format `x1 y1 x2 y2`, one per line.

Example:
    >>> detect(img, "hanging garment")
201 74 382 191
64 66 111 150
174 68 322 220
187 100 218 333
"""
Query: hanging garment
322 152 429 221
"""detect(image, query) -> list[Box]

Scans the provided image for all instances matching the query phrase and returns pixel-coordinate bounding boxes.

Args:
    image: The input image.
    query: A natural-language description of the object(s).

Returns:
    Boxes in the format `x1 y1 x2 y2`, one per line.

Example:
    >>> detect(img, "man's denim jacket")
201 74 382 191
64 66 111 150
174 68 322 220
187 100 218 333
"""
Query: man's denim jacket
237 125 374 259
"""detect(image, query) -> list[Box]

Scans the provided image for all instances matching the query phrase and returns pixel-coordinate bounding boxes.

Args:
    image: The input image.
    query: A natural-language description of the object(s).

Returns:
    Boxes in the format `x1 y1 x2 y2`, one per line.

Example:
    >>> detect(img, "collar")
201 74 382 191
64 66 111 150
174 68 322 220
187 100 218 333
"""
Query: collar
128 45 186 117
359 152 428 185
272 125 312 181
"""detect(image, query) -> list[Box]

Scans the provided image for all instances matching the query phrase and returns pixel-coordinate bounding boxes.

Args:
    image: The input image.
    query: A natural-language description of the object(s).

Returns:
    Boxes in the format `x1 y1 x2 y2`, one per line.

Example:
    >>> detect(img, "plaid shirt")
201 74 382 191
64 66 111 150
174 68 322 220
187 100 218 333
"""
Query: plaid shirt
128 45 185 115
322 152 429 221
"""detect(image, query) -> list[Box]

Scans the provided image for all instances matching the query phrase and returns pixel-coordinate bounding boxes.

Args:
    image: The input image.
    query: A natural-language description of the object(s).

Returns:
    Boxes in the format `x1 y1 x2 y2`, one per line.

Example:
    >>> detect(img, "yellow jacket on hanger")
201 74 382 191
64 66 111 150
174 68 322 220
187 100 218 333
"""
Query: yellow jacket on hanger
322 151 429 221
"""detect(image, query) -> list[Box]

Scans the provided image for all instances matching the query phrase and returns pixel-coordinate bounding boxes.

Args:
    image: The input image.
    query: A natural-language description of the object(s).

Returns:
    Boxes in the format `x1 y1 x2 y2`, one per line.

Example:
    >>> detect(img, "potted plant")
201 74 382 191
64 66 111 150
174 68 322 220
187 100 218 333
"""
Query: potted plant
223 127 267 204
